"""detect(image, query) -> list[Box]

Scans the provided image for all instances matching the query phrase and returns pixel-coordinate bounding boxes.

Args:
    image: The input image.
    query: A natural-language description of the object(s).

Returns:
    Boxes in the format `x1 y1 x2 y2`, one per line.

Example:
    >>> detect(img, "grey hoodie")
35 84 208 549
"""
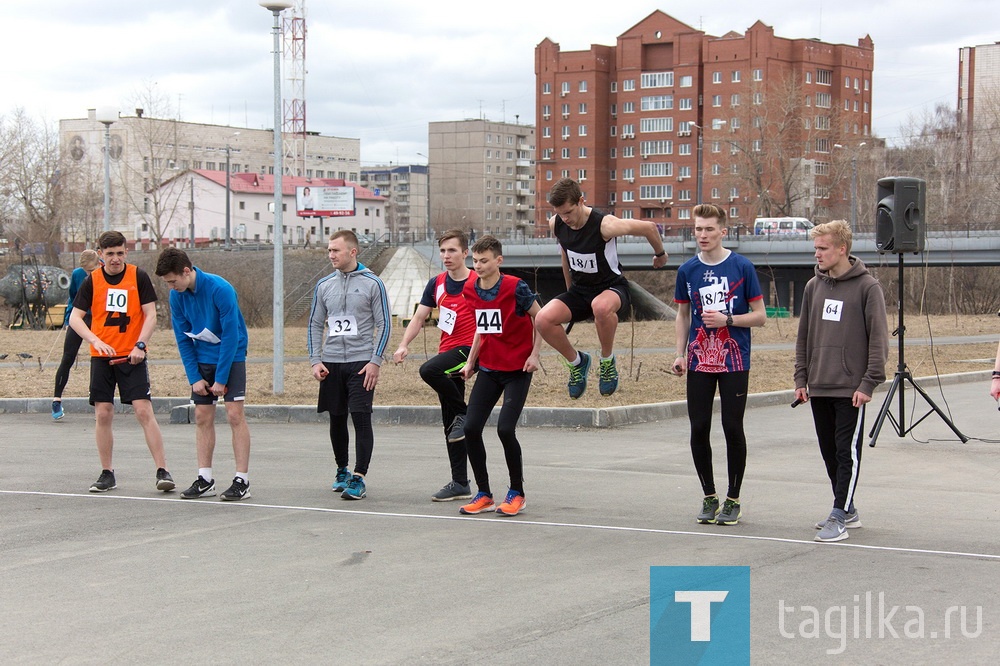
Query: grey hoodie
308 262 391 367
794 256 889 398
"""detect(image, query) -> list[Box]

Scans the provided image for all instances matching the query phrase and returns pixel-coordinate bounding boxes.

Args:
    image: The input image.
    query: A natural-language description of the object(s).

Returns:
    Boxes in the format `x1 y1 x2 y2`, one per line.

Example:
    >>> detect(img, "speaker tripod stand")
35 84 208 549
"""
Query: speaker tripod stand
868 253 968 447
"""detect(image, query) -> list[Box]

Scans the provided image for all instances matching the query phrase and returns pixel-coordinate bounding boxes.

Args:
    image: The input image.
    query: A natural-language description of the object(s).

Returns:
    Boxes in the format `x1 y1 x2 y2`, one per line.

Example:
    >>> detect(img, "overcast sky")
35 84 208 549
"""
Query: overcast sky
2 1 994 166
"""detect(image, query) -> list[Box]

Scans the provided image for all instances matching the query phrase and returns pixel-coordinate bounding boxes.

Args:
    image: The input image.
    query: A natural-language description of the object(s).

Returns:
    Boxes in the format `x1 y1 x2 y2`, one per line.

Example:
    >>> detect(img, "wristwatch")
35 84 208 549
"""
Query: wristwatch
135 341 147 352
725 313 734 327
654 250 666 258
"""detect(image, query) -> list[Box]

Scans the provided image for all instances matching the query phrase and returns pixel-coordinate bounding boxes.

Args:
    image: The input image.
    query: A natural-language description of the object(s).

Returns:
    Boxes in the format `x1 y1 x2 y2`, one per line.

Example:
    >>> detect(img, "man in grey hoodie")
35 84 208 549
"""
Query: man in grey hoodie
794 220 888 542
309 230 391 500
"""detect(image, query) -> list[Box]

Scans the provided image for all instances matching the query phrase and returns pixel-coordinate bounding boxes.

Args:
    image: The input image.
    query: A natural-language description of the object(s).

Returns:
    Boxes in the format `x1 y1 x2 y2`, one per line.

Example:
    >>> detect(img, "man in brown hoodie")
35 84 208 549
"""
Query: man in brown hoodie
794 220 889 543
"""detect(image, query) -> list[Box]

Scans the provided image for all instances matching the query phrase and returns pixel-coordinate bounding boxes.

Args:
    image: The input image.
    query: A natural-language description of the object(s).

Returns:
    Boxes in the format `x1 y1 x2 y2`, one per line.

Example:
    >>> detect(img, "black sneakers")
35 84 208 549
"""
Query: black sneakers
180 476 216 499
89 469 117 493
220 477 251 501
155 468 176 492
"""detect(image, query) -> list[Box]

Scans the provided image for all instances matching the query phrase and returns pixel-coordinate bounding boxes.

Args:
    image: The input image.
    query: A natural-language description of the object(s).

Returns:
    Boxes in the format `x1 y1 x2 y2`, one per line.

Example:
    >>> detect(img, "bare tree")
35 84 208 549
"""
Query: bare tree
0 109 77 263
115 85 191 247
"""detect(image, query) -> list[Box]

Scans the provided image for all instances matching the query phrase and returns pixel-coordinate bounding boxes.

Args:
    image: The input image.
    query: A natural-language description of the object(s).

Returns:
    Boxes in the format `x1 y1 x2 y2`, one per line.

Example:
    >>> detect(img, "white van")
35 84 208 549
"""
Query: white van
753 217 814 237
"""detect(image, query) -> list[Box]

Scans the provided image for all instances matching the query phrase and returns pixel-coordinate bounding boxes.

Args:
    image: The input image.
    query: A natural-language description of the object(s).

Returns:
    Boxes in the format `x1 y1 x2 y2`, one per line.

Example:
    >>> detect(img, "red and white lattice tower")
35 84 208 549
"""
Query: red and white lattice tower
282 0 307 176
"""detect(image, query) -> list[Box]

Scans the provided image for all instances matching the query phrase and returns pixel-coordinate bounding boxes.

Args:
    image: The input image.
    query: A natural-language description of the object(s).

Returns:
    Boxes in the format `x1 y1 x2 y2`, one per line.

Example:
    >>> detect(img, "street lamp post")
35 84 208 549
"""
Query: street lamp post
224 132 240 250
260 0 292 395
95 107 118 232
692 123 704 205
835 142 866 230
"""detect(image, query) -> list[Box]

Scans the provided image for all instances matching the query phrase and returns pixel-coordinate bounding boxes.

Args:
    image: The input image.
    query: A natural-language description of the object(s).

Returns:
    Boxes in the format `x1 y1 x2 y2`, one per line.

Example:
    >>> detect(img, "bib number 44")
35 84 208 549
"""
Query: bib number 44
475 309 503 335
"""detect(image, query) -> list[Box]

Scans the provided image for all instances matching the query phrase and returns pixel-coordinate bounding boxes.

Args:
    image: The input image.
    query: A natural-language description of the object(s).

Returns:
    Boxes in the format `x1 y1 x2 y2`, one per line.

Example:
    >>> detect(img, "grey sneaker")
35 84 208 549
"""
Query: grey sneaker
89 469 117 493
716 499 742 526
816 507 861 530
815 515 849 542
446 415 466 443
697 496 720 524
432 480 473 502
155 468 176 492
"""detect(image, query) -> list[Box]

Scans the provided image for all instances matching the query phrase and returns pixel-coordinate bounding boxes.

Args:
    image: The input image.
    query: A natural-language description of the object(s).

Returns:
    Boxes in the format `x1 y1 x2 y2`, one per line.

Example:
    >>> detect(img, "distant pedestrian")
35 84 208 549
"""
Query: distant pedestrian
794 220 888 542
51 249 100 420
308 230 391 500
155 248 252 501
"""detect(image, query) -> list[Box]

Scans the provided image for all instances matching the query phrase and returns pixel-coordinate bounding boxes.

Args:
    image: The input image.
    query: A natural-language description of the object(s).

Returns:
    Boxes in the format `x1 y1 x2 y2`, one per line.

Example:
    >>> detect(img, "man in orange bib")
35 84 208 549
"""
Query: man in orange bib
68 231 173 494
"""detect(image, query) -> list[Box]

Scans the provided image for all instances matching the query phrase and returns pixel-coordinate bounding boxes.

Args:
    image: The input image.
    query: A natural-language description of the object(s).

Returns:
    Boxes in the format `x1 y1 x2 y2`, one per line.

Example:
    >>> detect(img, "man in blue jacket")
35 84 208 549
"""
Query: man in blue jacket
155 248 252 501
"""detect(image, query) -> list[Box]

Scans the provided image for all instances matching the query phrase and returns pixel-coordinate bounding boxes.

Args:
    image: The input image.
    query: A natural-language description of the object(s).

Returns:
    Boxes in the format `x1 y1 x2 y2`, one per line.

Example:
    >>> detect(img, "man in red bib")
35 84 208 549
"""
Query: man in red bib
68 231 173 494
393 230 476 502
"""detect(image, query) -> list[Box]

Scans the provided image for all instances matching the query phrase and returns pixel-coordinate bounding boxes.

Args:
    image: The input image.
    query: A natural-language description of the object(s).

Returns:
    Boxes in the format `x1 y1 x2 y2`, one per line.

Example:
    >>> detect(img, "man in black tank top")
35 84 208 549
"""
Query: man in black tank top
536 178 669 399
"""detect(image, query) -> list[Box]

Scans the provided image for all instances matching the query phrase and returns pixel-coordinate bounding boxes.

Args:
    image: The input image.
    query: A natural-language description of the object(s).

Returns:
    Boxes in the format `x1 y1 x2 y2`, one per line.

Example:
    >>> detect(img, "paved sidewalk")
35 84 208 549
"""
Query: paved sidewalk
2 378 999 664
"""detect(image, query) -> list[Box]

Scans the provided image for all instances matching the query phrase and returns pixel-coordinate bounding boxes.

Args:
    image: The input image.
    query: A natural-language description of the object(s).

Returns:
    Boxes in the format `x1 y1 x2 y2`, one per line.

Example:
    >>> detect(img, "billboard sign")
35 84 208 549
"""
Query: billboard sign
296 186 356 217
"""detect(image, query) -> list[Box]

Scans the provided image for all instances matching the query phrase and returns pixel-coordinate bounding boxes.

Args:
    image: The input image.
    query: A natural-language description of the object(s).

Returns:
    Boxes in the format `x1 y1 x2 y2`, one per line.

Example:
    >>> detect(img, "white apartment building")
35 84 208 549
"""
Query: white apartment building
58 110 360 245
151 171 386 247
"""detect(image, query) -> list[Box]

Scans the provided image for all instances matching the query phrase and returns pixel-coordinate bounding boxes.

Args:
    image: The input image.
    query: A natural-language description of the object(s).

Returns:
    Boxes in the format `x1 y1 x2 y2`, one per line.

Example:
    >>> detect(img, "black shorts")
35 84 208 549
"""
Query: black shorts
316 361 375 415
89 357 152 405
190 362 247 405
554 277 632 323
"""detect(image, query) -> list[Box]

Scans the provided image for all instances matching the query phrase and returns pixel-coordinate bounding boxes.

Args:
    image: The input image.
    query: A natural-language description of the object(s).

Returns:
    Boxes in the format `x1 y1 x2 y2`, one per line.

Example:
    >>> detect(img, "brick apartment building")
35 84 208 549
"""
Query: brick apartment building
959 41 1000 177
535 10 874 230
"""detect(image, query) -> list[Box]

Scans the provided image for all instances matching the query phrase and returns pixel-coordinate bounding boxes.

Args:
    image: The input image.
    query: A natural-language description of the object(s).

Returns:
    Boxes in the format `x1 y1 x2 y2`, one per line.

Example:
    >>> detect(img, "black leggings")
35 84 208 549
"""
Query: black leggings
419 346 470 485
686 370 749 499
329 411 374 476
464 369 532 496
53 317 89 399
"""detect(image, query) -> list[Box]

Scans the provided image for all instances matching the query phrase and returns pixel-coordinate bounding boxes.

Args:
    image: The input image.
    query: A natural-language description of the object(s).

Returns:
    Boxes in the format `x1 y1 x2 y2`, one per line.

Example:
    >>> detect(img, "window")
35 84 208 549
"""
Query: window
732 70 741 83
486 165 492 174
610 103 617 116
854 101 859 112
545 169 553 180
712 95 721 107
712 71 722 84
562 103 570 117
679 98 692 110
730 118 740 129
639 184 673 199
561 126 570 139
542 83 551 94
622 168 634 180
711 164 721 175
729 207 738 219
253 212 260 221
815 161 830 176
711 187 720 199
621 210 634 219
845 76 852 88
679 75 693 88
678 189 691 201
752 139 762 152
680 166 691 178
640 162 673 177
815 115 830 130
579 102 588 114
561 169 569 178
561 148 570 159
678 209 691 220
805 72 813 84
753 116 763 128
678 143 691 156
611 82 617 93
639 140 673 156
622 101 634 113
844 99 850 111
639 118 672 133
864 79 870 91
864 102 869 113
641 72 673 88
579 80 588 92
803 118 811 130
542 148 553 159
623 146 634 158
753 92 763 105
561 82 570 95
542 127 551 138
729 187 738 199
753 68 763 81
610 125 617 137
816 69 832 85
731 94 740 107
815 138 830 153
486 195 492 204
711 141 721 153
622 191 634 202
623 79 635 91
641 95 673 111
815 93 831 108
621 123 636 135
542 104 551 117
578 147 588 158
804 94 811 107
610 148 617 158
578 125 588 136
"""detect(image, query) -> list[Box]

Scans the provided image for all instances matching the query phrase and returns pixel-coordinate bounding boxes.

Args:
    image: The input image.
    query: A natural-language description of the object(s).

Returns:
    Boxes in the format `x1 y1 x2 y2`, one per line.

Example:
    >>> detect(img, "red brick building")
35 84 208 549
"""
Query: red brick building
535 11 873 230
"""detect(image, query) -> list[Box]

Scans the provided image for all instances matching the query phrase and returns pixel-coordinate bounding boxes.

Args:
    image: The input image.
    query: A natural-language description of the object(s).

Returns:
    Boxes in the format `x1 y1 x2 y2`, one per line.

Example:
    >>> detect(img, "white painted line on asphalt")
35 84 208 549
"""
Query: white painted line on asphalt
5 489 1000 562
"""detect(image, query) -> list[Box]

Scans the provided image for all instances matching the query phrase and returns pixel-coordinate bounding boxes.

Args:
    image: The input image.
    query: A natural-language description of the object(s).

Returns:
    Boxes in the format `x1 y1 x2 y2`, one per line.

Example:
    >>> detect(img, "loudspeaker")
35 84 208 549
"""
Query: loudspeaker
875 176 926 254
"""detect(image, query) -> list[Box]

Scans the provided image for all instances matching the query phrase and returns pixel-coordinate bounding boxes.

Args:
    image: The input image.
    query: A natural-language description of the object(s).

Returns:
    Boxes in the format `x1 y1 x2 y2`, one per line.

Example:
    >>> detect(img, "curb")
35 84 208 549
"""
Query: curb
5 370 990 428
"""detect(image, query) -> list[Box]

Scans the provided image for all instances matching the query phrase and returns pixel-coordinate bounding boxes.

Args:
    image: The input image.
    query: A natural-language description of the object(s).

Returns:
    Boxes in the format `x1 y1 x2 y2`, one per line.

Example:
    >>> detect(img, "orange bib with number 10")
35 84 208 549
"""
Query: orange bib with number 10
90 264 143 356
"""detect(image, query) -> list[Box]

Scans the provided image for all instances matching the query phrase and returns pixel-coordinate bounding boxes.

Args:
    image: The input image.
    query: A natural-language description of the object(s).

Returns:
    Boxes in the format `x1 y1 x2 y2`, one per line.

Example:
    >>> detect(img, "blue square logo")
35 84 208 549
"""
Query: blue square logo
650 566 750 665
